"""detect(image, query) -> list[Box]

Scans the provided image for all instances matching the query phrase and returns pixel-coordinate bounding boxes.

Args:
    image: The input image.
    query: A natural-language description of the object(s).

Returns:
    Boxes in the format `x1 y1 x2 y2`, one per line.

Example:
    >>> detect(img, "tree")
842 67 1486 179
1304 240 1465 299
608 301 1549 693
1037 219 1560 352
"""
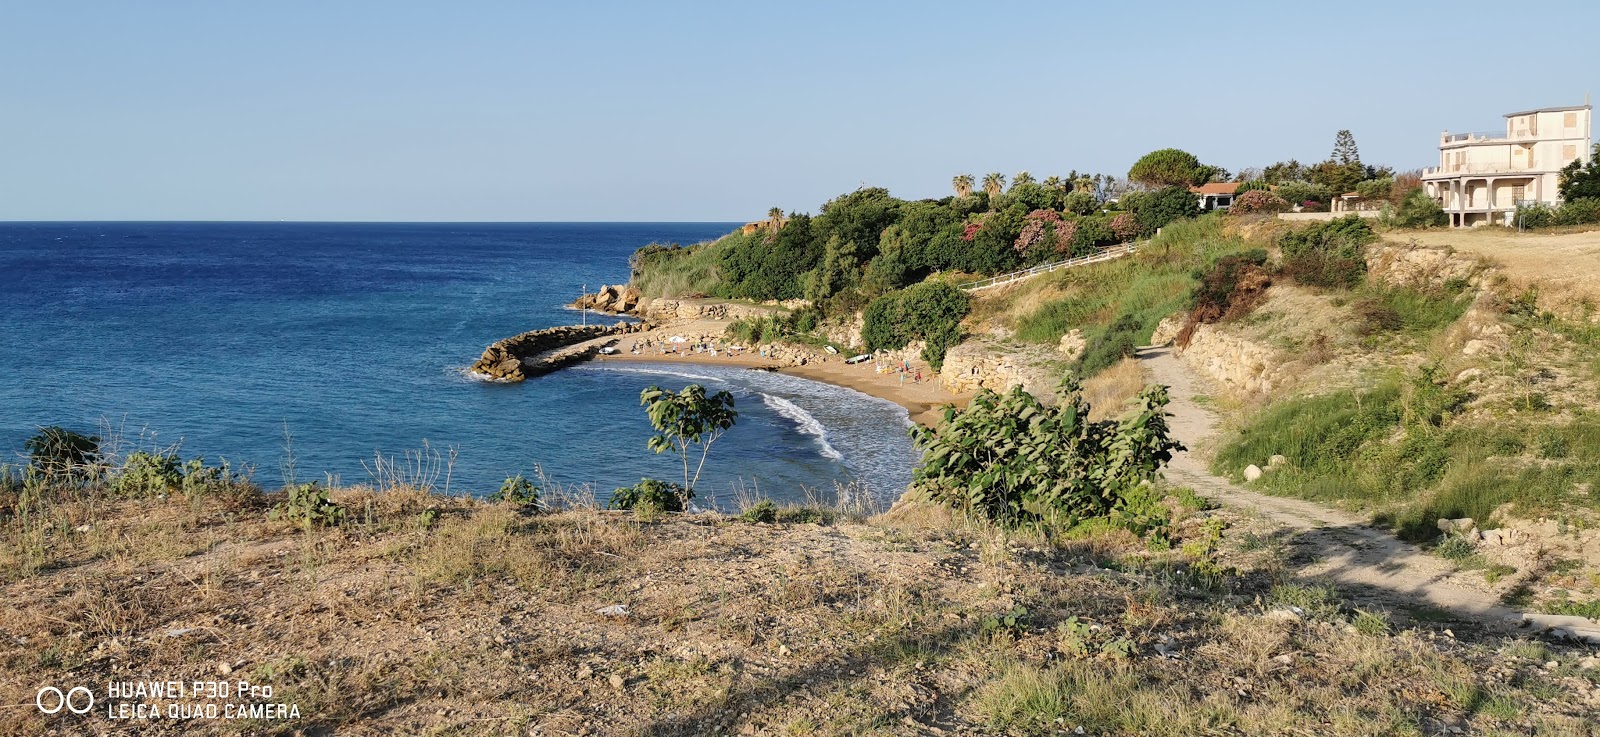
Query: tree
1559 144 1600 201
766 207 785 237
1262 160 1307 185
1128 148 1207 188
1041 175 1065 190
1126 186 1200 235
640 384 738 496
983 172 1006 198
1331 130 1360 166
804 235 860 302
1011 171 1036 188
952 174 975 198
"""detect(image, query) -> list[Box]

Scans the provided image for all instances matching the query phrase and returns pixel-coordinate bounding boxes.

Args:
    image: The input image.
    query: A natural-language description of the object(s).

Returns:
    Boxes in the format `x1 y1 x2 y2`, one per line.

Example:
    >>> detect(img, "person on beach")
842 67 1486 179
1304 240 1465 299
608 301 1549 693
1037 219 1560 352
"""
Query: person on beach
914 369 921 383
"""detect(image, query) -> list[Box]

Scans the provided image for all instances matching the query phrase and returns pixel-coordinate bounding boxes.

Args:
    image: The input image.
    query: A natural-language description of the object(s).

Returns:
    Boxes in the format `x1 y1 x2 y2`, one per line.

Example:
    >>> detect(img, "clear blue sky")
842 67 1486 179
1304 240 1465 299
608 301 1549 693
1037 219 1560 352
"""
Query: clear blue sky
3 1 1595 221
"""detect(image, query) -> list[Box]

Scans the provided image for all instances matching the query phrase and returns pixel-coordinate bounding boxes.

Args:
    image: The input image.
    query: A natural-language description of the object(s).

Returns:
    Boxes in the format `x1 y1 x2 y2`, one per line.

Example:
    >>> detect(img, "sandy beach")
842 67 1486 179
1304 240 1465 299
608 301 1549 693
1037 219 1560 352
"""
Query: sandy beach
591 324 967 427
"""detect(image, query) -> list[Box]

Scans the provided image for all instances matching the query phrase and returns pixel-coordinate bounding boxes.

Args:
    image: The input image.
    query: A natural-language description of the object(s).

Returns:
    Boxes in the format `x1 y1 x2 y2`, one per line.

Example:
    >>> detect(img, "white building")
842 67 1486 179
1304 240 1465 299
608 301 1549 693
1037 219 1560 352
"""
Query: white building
1422 102 1592 227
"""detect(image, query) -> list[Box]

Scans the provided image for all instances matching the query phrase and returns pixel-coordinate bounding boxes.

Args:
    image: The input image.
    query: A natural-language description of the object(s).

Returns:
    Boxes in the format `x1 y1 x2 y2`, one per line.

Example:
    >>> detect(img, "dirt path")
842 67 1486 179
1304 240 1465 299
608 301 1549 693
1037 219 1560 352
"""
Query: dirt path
1138 345 1600 643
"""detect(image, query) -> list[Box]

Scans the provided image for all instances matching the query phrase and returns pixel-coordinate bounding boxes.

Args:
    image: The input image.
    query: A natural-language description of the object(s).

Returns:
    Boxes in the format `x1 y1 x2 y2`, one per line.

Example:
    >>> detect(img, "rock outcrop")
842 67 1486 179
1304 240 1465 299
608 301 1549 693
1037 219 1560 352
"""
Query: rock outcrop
1366 242 1492 292
642 299 783 322
470 322 645 382
940 339 1065 403
571 285 644 315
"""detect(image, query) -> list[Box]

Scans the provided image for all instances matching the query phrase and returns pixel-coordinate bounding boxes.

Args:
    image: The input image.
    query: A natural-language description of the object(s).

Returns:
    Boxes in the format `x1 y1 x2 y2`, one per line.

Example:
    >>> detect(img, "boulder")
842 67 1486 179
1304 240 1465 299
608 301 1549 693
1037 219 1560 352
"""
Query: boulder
1436 517 1476 534
1243 465 1263 482
1268 454 1288 468
1056 329 1087 362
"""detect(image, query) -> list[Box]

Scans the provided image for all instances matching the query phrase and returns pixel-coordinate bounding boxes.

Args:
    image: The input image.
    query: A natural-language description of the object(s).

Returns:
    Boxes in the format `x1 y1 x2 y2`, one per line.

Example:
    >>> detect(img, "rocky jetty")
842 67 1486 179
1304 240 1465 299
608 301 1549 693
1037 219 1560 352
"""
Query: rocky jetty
470 322 646 382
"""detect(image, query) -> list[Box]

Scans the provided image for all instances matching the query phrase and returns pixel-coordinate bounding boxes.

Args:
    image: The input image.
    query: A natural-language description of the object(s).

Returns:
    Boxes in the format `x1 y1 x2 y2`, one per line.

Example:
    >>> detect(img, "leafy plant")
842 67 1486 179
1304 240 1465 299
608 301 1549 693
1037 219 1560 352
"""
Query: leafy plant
271 482 345 528
490 474 540 508
1229 190 1290 215
1278 215 1374 289
909 377 1183 530
861 280 971 371
25 426 99 479
640 384 738 493
609 477 690 513
739 499 778 523
111 450 182 497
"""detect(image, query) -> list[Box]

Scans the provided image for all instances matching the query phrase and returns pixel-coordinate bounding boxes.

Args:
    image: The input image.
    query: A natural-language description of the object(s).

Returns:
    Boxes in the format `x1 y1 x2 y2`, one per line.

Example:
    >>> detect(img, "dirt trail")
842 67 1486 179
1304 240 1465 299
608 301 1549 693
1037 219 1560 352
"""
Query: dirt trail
1138 345 1600 643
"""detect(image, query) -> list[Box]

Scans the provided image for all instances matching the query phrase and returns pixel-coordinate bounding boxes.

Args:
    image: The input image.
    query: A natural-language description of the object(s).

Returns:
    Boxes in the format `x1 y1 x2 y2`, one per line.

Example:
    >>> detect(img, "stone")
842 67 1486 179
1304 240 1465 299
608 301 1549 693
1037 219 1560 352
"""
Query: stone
608 674 625 690
1437 517 1475 534
1455 368 1483 383
1243 465 1263 482
1150 313 1186 346
1056 330 1087 362
1480 529 1503 546
1267 454 1288 468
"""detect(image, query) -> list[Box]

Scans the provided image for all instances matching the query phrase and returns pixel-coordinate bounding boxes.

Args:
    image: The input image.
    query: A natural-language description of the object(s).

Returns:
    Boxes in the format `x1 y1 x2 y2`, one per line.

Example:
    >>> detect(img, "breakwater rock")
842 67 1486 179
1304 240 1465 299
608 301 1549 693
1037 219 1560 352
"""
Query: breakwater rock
471 323 646 382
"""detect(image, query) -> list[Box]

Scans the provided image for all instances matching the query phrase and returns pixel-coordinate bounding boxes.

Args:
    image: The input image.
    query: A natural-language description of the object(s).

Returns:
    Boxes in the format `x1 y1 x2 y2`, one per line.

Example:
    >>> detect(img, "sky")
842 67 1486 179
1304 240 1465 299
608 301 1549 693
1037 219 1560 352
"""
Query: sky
2 1 1596 222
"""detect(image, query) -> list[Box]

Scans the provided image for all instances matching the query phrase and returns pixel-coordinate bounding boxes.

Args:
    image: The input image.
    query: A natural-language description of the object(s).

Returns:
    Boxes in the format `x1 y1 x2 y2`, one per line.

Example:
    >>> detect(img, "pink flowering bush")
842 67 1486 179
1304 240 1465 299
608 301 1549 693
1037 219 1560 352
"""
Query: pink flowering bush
1014 209 1062 253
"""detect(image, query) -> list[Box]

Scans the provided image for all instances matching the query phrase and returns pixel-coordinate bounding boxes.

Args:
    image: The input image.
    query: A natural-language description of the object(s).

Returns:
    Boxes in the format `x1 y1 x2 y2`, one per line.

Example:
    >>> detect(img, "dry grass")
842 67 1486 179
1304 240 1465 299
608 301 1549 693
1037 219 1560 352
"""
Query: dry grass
3 487 1596 736
1081 356 1147 421
1388 226 1600 319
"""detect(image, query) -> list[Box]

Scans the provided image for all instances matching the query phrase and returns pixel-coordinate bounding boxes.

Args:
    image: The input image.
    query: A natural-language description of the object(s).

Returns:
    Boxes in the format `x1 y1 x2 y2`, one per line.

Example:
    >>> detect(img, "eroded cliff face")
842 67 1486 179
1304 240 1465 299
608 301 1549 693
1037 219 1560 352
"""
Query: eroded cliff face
939 339 1067 403
640 299 784 322
1175 324 1292 395
1365 241 1494 292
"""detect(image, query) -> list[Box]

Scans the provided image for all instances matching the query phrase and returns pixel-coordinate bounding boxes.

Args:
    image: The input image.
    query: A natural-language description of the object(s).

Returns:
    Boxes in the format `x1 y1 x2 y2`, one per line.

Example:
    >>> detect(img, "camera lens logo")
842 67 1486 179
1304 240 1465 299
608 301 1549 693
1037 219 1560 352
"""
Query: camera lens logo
36 686 95 715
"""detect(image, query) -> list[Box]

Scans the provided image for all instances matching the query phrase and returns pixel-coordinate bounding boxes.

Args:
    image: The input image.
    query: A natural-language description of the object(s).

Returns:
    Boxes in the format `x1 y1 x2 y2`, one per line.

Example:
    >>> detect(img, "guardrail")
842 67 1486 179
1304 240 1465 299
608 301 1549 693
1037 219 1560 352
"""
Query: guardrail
957 243 1138 292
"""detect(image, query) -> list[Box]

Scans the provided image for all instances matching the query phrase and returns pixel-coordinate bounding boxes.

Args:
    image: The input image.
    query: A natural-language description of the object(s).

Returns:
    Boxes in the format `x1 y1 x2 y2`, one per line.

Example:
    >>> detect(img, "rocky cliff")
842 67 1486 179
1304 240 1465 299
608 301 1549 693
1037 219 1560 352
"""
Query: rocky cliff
940 339 1068 403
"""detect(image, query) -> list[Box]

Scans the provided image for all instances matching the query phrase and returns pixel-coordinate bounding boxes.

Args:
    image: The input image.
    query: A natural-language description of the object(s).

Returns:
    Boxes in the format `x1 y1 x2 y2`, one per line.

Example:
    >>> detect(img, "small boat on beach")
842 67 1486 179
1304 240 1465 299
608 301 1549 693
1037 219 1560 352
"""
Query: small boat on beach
845 354 871 365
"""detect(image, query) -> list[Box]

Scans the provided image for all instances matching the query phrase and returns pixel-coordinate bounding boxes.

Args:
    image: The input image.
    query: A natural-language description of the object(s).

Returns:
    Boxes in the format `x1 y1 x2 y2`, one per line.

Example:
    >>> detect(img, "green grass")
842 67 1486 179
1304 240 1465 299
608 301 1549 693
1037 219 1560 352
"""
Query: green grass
630 236 734 300
1007 215 1260 374
1216 370 1600 541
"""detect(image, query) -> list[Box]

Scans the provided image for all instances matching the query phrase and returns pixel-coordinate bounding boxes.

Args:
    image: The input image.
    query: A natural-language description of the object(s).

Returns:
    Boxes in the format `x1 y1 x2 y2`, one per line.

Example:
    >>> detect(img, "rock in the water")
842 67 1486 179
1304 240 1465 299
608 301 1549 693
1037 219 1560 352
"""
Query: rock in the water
1243 465 1263 482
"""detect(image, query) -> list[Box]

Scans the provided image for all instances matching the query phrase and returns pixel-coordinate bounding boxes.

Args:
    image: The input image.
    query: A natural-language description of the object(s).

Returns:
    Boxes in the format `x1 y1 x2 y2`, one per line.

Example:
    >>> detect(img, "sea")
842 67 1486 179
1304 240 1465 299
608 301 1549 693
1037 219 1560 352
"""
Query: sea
0 222 919 508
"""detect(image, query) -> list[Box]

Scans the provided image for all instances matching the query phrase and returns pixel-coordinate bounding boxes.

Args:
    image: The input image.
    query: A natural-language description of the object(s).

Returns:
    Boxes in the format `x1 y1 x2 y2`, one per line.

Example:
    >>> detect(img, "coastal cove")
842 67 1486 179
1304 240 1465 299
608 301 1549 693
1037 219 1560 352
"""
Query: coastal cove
0 222 922 505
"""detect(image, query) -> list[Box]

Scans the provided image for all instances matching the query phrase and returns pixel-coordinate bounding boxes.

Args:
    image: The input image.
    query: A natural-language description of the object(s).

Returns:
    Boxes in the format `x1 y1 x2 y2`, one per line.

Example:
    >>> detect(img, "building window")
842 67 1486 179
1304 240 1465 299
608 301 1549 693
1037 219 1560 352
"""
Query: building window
1566 145 1579 160
1512 185 1525 204
1566 112 1579 128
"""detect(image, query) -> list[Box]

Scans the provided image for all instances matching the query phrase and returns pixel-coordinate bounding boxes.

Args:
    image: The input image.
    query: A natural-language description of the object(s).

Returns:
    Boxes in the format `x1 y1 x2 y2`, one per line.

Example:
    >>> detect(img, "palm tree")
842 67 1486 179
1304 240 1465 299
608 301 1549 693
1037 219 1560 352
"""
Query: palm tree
767 207 784 232
1012 171 1036 188
952 174 975 198
1042 175 1064 191
982 172 1005 198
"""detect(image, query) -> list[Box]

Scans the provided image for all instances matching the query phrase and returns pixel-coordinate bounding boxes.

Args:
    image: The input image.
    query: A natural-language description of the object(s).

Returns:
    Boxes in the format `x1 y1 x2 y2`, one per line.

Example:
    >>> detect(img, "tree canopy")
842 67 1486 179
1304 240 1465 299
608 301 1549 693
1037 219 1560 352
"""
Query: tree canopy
1128 148 1209 188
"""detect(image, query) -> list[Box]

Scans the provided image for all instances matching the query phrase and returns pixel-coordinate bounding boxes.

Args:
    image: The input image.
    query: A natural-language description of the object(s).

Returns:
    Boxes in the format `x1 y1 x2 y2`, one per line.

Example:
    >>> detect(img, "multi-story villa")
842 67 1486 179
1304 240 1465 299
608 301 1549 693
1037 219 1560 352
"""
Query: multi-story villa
1423 102 1592 227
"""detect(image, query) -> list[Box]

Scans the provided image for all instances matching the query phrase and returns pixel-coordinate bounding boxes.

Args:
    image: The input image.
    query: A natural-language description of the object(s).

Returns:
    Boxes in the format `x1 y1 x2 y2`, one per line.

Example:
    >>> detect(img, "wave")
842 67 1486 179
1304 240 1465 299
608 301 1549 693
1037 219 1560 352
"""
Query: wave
760 393 844 461
583 365 725 383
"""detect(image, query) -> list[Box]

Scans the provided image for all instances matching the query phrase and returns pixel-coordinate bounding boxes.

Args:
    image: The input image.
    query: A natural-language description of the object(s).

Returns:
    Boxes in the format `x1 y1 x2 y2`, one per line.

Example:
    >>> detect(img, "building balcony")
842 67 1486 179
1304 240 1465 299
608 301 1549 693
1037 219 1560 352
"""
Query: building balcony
1422 165 1544 179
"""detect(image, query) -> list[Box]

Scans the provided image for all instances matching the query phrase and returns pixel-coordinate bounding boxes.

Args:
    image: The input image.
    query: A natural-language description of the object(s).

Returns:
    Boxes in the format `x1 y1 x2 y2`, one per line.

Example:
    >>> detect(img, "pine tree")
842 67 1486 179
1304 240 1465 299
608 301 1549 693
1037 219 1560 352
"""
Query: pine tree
1332 130 1360 166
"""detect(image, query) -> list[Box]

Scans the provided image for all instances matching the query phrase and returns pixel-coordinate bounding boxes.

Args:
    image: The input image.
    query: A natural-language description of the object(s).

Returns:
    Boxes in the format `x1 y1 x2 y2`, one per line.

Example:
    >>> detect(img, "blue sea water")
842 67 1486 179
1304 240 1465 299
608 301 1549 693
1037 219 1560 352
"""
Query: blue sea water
0 222 919 506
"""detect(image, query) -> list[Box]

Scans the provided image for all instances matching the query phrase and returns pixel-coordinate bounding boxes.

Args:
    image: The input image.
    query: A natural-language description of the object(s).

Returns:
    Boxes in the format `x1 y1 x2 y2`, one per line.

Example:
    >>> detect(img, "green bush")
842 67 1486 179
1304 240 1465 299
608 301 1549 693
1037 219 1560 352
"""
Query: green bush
1514 203 1556 229
1278 215 1374 289
1078 313 1144 376
861 281 970 371
271 483 346 528
1125 186 1200 236
739 499 778 523
1384 189 1448 228
112 451 182 497
609 477 690 512
490 474 540 508
25 426 99 479
1554 198 1600 226
910 379 1182 533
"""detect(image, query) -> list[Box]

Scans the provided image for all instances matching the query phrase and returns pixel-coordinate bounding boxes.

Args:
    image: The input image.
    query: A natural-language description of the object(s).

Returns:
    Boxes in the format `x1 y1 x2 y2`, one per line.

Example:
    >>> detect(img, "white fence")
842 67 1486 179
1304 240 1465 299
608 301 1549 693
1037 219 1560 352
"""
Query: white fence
957 243 1138 292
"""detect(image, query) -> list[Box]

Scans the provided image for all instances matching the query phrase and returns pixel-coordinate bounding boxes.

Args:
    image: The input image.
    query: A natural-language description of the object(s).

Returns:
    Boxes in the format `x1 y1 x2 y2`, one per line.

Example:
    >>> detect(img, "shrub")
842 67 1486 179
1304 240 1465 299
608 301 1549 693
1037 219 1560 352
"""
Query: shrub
640 384 738 493
910 379 1183 531
1278 215 1374 289
1062 190 1099 216
1515 203 1556 229
112 450 182 497
1236 179 1270 194
490 474 540 508
272 482 346 528
739 499 778 523
1274 181 1331 207
1229 190 1290 215
25 426 99 478
1554 198 1600 226
1188 251 1271 323
609 477 690 512
1385 188 1448 228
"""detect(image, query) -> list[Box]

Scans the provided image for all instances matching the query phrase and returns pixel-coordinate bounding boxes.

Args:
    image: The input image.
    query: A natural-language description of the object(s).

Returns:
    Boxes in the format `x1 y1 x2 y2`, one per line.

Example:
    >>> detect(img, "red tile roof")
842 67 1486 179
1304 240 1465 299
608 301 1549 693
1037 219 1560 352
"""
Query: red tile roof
1189 182 1241 195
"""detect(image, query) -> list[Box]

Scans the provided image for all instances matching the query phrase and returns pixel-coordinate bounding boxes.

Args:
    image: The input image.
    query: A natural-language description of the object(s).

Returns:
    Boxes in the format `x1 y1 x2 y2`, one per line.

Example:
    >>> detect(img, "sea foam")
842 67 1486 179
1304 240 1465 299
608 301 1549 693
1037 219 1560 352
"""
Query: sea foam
760 393 844 461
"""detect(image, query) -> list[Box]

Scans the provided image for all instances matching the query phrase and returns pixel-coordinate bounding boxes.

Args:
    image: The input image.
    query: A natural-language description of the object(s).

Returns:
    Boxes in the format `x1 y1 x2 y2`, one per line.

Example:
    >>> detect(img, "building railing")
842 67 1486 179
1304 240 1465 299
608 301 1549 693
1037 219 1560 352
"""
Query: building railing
957 243 1138 292
1442 131 1506 143
1423 163 1542 177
